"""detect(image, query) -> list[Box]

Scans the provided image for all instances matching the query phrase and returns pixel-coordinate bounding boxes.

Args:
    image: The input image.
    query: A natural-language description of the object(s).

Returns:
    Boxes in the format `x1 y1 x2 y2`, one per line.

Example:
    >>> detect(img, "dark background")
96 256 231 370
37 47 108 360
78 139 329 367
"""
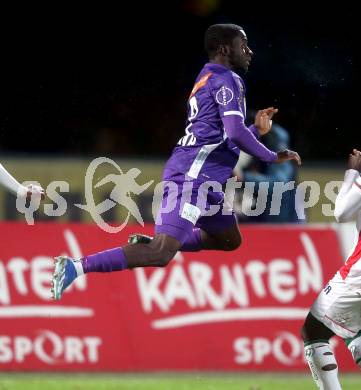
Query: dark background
0 1 356 160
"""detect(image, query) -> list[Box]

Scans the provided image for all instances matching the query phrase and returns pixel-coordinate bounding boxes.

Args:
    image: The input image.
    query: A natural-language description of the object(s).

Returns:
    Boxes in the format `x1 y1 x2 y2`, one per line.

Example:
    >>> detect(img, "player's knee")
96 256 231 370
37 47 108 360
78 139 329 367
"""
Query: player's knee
224 239 241 251
149 248 175 267
301 313 333 343
224 232 242 251
155 249 176 267
149 238 178 267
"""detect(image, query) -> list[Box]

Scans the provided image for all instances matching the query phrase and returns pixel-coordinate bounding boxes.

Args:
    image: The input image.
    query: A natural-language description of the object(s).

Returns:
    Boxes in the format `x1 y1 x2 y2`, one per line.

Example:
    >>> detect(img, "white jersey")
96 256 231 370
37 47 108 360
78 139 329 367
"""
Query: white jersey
310 169 361 339
334 169 361 282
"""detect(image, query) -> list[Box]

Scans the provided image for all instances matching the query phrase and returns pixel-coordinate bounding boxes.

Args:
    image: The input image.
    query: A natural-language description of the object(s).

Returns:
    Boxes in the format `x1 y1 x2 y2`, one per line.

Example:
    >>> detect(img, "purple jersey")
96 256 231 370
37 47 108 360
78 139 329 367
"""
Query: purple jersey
163 63 276 184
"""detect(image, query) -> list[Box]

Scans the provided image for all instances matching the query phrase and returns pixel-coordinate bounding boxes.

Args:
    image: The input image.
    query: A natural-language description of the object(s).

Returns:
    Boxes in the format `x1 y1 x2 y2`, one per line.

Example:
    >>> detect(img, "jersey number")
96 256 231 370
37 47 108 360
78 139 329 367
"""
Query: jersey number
178 96 198 146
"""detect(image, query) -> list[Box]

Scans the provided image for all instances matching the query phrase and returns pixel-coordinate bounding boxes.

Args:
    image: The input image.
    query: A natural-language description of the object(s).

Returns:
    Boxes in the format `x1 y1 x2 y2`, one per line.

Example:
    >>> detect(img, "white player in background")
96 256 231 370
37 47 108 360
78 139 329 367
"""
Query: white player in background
0 163 44 201
301 149 361 389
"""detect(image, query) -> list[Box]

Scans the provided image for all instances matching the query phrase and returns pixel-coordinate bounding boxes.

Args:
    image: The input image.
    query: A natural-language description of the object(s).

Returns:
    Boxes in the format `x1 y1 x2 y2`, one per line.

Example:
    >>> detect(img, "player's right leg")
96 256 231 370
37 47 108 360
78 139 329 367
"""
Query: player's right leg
52 256 84 300
51 180 240 300
52 180 200 300
51 233 181 300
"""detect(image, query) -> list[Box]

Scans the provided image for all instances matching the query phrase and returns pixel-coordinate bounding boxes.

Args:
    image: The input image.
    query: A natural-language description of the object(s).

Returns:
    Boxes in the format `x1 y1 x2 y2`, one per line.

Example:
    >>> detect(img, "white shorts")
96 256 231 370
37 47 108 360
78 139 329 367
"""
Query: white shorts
310 272 361 339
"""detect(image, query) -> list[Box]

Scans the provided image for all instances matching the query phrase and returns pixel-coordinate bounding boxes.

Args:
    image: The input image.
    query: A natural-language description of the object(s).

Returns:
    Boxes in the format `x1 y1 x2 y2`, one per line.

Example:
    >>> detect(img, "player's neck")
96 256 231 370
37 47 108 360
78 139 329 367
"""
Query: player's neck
209 57 232 71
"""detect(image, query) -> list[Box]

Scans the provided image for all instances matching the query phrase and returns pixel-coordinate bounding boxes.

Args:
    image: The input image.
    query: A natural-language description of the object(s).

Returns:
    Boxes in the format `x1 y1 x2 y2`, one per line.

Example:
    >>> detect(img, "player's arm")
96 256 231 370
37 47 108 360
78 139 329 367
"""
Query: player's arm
211 77 300 165
240 108 277 139
222 111 301 165
334 150 361 222
0 163 45 200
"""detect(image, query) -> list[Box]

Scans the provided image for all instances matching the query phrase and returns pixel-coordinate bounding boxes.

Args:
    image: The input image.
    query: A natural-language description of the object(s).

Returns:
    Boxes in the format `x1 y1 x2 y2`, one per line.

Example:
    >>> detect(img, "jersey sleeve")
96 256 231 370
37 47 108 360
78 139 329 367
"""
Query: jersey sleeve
209 73 277 163
0 163 27 197
209 72 245 119
334 169 361 222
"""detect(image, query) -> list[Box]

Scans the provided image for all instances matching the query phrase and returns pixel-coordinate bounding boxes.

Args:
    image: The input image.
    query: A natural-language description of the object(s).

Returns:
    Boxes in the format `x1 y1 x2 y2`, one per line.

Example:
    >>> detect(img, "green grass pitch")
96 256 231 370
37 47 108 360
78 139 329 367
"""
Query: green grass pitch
0 373 360 390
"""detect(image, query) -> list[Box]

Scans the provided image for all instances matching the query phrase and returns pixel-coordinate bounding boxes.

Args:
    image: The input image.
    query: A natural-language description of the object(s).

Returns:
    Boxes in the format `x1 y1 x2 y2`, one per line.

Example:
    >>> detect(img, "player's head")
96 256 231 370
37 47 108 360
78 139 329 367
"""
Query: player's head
204 24 253 72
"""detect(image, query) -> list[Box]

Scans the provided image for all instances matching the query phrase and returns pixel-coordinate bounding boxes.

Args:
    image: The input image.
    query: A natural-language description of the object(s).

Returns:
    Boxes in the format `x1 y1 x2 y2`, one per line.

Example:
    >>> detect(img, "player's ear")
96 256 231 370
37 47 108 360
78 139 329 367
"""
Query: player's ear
218 45 230 57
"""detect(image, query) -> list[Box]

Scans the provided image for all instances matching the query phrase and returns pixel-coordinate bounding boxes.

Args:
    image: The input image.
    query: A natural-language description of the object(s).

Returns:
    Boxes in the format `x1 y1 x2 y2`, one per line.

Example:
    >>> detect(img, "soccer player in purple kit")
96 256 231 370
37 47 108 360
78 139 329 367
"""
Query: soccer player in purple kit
52 23 301 300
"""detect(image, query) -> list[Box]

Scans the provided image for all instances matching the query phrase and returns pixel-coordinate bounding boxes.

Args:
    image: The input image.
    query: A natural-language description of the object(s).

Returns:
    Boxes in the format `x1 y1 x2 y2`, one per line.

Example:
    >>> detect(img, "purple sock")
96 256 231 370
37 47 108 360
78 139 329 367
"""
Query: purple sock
180 228 203 252
81 247 127 273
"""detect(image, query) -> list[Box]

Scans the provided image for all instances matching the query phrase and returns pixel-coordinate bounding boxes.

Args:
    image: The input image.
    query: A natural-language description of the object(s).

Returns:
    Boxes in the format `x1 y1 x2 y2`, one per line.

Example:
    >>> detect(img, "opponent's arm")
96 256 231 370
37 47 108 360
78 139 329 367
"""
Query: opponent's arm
334 150 361 222
0 163 45 199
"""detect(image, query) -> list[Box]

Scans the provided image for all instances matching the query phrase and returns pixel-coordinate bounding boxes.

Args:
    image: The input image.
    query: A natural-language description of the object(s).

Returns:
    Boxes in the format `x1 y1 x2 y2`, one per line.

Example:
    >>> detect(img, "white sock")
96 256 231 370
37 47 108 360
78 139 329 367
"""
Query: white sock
72 259 84 276
304 342 342 390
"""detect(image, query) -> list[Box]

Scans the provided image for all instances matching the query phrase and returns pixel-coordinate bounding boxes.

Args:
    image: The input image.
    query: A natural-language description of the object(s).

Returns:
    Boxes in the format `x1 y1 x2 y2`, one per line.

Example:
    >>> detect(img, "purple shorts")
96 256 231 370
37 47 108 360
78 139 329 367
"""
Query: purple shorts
155 180 237 244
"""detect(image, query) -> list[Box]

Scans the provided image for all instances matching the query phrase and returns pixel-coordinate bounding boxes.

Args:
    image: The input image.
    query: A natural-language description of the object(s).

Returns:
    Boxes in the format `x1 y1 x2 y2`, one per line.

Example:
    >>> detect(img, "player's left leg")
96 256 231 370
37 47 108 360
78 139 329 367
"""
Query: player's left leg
301 312 341 390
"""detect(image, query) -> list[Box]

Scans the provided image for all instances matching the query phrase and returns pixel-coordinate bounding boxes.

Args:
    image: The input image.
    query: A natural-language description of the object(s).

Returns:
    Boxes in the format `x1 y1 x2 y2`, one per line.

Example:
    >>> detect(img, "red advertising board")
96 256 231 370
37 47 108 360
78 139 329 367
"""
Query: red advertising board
0 222 356 371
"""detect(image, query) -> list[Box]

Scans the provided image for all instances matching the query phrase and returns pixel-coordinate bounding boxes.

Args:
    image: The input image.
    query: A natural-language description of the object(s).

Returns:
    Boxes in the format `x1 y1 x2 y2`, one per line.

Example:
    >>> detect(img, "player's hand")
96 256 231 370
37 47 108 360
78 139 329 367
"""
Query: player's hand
275 149 302 165
26 184 45 201
254 107 278 136
232 169 243 182
347 149 361 172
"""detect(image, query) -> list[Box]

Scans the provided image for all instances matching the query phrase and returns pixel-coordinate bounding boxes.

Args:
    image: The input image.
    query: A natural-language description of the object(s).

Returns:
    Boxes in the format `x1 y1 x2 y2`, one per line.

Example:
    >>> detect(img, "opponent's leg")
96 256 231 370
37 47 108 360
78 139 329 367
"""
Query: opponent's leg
301 313 341 390
344 331 361 370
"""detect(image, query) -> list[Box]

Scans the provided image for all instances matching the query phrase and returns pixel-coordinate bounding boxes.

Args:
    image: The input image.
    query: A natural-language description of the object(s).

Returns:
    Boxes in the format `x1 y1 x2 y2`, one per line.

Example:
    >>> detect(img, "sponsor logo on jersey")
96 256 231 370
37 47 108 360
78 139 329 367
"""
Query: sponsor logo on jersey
216 86 234 106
